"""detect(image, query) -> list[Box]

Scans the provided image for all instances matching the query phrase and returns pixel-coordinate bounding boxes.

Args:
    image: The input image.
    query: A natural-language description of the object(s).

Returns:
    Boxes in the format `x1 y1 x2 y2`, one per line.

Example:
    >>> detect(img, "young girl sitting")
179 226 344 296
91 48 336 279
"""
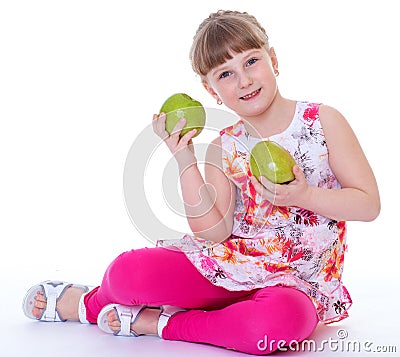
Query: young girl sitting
23 10 380 355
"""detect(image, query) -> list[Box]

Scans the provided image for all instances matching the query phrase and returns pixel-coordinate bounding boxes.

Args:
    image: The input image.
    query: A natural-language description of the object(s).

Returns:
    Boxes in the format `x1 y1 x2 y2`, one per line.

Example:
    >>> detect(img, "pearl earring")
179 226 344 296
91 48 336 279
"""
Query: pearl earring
217 99 223 105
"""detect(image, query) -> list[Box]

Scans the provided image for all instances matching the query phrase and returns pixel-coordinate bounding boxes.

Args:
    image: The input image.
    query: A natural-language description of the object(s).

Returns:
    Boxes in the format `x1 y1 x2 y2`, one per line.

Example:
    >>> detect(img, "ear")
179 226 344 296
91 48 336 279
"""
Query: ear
202 80 220 101
268 47 279 73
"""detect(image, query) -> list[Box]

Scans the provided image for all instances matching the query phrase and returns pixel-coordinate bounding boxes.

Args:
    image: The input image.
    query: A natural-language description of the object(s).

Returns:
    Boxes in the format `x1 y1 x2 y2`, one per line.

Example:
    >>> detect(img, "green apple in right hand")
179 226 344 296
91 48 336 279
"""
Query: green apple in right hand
159 93 206 138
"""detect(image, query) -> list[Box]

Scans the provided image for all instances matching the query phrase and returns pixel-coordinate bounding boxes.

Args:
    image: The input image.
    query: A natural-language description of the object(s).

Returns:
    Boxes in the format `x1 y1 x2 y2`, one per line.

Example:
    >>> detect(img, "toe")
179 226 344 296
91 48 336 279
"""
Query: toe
107 310 117 322
35 292 46 302
34 300 46 309
34 294 47 308
31 291 47 318
106 310 121 332
108 320 121 332
32 307 42 318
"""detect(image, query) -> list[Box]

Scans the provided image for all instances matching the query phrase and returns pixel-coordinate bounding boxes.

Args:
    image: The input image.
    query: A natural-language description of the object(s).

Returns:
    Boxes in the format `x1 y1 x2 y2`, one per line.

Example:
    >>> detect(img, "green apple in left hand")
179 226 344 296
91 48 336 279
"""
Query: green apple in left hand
250 140 296 184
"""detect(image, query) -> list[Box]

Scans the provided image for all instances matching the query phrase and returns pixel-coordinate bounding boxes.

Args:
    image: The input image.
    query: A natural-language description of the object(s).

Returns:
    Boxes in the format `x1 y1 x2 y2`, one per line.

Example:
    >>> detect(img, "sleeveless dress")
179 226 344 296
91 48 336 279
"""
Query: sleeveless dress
158 101 352 324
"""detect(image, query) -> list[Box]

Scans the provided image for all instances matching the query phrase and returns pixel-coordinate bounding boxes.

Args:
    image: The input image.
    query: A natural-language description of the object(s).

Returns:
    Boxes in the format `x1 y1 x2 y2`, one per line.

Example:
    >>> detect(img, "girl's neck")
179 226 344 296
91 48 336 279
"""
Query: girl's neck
241 92 297 139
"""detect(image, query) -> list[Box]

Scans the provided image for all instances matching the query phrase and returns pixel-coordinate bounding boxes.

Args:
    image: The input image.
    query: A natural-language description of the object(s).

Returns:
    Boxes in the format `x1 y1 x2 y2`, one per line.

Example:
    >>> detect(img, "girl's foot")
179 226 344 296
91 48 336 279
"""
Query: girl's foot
32 286 86 321
106 307 160 335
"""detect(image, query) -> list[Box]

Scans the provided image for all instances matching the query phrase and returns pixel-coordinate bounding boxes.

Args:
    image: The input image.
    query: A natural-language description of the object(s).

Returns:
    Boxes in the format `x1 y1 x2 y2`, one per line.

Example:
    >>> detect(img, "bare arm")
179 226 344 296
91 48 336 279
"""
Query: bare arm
250 105 380 222
153 113 235 242
179 136 235 241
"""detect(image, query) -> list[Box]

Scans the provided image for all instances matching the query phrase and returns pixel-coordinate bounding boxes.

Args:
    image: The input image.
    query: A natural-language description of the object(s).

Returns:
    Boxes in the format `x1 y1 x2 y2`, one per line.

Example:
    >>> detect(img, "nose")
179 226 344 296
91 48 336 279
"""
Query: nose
238 71 253 89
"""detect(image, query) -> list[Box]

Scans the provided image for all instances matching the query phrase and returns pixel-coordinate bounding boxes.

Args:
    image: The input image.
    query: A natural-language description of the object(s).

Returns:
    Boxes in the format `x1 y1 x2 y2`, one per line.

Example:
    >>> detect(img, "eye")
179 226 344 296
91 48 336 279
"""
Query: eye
219 71 231 79
246 58 258 67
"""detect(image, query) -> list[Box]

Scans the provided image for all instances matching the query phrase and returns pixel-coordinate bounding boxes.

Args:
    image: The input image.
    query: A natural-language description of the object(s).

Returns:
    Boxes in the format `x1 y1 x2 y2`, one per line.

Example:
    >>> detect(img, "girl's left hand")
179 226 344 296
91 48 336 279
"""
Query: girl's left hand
249 165 310 207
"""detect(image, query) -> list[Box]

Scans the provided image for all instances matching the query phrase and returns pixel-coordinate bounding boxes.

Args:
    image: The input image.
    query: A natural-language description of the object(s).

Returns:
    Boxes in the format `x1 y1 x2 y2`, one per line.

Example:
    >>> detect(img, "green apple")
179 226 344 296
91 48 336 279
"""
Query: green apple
250 140 296 184
159 93 206 138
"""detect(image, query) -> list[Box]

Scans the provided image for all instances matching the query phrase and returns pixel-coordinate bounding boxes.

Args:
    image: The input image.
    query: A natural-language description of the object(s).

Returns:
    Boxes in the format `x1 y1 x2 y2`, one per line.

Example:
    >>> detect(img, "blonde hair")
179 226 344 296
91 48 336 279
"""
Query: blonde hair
190 10 270 77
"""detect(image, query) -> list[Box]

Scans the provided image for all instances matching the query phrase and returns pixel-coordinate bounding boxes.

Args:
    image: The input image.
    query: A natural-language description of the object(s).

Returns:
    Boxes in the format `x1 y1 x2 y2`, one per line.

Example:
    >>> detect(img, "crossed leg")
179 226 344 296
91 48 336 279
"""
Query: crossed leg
31 247 318 355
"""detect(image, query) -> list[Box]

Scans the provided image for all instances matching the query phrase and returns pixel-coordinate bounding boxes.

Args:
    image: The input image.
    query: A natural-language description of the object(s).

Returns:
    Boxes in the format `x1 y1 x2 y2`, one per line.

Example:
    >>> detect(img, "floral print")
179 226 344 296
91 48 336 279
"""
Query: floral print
303 104 320 126
158 102 352 324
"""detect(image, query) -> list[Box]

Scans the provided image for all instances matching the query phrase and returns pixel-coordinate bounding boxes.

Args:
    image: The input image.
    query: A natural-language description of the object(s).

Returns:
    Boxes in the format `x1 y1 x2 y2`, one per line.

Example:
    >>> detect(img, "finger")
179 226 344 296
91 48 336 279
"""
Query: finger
151 113 159 133
152 113 169 140
249 175 260 187
170 117 187 137
261 176 282 202
157 113 169 138
179 129 197 146
250 176 269 194
259 176 276 192
292 165 305 181
250 176 275 203
152 113 160 131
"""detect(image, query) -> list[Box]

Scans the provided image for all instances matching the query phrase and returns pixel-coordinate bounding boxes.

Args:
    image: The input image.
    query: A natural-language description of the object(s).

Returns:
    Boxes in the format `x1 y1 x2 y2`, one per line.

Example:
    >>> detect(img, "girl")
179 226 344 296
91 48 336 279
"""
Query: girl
23 10 380 355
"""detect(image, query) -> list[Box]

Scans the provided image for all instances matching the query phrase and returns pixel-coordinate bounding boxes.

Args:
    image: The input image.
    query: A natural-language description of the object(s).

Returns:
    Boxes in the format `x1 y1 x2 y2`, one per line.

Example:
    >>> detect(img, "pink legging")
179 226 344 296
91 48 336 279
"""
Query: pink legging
84 247 318 355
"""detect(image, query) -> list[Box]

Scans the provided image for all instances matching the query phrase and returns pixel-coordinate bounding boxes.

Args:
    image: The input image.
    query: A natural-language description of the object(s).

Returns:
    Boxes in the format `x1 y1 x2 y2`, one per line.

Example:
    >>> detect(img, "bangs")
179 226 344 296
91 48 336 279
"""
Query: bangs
190 15 268 77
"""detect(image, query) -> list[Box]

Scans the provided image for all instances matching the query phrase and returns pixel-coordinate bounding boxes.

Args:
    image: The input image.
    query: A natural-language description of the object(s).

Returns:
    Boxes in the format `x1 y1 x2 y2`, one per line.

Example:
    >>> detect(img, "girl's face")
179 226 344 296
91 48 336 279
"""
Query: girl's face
203 47 278 119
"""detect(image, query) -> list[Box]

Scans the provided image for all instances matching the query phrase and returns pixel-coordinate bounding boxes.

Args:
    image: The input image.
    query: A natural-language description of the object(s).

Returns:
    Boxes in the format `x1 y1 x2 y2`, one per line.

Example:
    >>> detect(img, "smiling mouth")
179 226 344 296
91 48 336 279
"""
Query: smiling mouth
240 88 261 100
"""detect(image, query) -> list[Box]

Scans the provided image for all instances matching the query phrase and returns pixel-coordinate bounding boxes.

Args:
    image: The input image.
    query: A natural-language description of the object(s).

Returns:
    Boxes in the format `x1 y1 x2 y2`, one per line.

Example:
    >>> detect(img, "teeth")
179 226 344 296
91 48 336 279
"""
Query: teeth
242 89 259 99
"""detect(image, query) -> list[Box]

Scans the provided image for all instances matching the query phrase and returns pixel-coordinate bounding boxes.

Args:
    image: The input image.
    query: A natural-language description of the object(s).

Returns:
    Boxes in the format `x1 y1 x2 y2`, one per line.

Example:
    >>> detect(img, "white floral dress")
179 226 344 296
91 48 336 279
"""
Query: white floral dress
158 101 352 323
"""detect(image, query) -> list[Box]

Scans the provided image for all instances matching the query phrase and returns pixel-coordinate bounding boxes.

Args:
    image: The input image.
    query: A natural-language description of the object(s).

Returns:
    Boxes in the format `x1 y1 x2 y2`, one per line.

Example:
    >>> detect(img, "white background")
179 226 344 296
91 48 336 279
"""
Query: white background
0 1 399 355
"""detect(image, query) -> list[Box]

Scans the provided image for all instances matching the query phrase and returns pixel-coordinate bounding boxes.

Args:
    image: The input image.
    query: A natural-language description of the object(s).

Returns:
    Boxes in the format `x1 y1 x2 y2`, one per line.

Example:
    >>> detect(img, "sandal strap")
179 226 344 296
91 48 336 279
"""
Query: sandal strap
78 286 96 324
40 281 72 322
115 305 146 336
157 305 186 338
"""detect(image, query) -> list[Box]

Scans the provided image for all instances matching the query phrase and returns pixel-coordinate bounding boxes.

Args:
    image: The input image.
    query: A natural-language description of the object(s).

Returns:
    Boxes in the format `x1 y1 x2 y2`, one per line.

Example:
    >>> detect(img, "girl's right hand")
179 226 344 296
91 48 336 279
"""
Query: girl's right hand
152 113 198 166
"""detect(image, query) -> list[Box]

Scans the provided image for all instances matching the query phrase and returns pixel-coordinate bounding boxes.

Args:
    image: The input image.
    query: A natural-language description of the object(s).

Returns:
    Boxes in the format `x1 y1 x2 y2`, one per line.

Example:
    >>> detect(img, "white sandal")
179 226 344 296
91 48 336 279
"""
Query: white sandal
157 305 186 338
22 280 94 323
97 304 147 336
97 303 185 337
